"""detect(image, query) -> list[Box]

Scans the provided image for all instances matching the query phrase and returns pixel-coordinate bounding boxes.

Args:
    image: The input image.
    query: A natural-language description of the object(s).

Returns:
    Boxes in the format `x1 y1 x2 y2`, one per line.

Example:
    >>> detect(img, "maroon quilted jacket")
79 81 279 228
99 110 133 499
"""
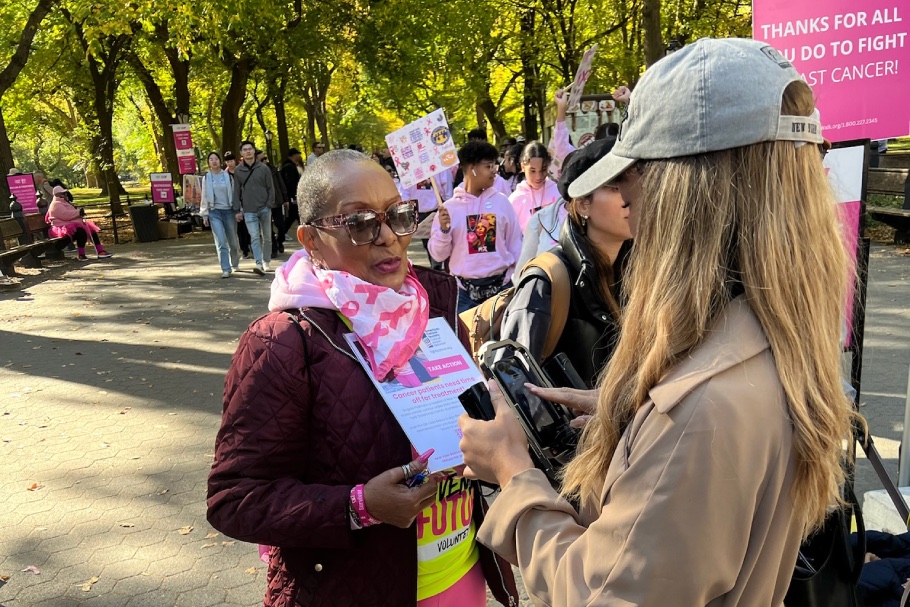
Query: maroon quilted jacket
207 267 518 607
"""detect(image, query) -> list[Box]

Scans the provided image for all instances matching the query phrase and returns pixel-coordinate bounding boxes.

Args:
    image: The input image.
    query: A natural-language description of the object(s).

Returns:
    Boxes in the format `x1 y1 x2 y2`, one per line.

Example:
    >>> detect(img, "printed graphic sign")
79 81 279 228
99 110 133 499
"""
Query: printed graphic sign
385 109 459 189
344 317 484 470
150 172 176 204
171 124 197 174
567 44 599 113
823 141 866 341
754 1 910 142
182 174 202 213
6 173 38 213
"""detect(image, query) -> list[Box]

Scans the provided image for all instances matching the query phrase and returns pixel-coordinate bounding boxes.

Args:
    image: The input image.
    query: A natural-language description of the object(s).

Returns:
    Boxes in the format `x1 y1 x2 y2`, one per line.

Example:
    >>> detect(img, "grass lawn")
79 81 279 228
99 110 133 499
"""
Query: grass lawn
70 185 151 207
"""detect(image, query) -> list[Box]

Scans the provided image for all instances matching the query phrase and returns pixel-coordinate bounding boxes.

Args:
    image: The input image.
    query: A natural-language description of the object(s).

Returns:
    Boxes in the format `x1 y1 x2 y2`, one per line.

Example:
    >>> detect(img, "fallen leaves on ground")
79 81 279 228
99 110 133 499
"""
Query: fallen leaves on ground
118 522 135 528
205 532 219 539
27 483 43 491
20 566 40 575
202 543 217 549
80 576 99 591
178 525 193 535
221 540 235 547
119 407 131 414
245 567 257 575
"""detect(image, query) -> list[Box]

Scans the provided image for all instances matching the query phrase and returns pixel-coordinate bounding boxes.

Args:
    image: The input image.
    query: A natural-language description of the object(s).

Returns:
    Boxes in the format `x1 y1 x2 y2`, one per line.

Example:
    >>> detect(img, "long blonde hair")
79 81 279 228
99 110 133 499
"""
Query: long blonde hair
561 81 856 536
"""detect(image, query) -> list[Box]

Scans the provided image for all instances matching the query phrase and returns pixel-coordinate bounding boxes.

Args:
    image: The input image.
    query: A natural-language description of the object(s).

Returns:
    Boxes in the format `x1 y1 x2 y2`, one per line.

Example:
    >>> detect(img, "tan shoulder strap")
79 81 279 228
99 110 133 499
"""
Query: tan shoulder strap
521 251 571 360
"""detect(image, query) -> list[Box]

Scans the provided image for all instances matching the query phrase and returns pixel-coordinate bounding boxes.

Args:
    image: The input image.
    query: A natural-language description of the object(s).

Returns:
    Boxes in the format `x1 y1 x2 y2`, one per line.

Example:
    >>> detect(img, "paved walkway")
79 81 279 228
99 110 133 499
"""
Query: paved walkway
0 233 908 606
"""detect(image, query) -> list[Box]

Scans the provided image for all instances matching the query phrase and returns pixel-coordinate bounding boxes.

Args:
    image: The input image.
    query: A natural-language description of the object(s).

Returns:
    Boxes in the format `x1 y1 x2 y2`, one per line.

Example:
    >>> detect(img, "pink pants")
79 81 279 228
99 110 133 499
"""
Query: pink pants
417 562 486 607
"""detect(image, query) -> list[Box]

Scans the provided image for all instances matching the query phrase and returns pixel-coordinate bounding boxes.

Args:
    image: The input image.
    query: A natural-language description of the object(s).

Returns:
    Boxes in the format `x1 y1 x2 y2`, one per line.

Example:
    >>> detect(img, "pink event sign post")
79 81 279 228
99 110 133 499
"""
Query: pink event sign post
171 124 197 174
753 1 910 142
6 174 38 213
150 173 175 204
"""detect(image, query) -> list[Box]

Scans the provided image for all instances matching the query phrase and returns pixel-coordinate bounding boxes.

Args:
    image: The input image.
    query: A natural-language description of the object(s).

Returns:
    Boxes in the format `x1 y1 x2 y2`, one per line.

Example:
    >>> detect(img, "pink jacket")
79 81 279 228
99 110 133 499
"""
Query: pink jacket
547 120 576 179
46 197 83 227
428 186 522 283
509 179 560 233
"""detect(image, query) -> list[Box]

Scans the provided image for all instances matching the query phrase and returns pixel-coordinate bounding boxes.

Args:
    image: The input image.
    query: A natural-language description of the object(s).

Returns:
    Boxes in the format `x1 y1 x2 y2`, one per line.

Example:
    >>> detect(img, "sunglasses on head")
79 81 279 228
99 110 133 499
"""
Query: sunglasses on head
307 199 419 246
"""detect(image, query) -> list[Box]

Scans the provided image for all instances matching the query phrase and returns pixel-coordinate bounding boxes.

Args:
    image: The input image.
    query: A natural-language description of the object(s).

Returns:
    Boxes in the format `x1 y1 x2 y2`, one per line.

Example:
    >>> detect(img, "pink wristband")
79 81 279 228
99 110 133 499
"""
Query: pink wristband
351 484 381 527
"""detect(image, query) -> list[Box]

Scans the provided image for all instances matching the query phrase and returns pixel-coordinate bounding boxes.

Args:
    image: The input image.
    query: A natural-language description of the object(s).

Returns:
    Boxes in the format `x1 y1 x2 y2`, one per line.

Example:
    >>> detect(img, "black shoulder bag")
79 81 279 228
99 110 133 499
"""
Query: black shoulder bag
784 483 865 607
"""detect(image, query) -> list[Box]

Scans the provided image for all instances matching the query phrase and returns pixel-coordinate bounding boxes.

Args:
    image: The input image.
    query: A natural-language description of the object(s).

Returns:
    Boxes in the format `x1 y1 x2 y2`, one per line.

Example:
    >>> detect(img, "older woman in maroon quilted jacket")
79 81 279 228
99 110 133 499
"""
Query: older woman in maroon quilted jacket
207 150 518 607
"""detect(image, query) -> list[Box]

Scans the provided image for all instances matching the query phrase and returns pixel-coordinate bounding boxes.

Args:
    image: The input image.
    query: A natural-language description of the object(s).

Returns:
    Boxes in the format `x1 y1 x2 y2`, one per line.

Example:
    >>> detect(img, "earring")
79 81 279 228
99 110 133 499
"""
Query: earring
580 214 589 232
312 257 327 270
472 169 477 176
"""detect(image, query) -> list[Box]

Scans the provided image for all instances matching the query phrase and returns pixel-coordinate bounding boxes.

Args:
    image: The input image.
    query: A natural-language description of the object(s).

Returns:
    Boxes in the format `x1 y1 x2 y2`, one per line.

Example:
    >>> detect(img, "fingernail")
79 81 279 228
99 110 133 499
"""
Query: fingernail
417 448 435 464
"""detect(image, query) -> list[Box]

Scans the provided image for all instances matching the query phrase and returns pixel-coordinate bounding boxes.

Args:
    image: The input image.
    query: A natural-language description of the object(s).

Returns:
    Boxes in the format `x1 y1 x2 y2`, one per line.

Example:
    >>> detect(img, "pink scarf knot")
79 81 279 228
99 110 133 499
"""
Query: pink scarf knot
269 249 429 380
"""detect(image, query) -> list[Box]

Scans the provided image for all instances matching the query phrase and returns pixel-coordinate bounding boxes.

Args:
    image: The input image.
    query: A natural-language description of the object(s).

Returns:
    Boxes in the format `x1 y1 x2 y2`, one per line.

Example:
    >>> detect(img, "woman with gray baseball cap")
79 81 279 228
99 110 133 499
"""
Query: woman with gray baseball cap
458 37 856 605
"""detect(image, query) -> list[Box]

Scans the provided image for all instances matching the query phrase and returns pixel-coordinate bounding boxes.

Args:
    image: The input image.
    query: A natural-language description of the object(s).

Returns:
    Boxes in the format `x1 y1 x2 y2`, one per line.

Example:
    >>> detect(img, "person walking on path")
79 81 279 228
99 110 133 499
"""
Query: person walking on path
200 152 240 278
306 142 325 165
232 141 273 275
255 150 288 259
280 148 304 241
226 151 251 259
509 142 561 233
428 141 522 313
46 186 113 261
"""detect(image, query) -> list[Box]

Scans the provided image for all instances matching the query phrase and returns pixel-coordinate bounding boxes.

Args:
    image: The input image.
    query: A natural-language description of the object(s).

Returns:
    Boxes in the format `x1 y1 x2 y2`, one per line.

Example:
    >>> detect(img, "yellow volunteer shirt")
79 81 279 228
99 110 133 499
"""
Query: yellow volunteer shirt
415 472 480 600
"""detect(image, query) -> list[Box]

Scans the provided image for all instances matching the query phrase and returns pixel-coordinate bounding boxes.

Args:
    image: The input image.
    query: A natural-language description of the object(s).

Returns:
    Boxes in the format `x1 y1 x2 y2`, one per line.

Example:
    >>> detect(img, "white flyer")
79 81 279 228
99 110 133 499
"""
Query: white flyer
343 317 483 470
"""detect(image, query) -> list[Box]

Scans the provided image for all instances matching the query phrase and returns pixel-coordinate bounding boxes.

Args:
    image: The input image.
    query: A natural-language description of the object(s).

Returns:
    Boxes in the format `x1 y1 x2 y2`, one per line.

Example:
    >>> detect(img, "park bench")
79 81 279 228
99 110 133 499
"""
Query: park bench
0 218 46 275
866 167 910 244
21 213 69 260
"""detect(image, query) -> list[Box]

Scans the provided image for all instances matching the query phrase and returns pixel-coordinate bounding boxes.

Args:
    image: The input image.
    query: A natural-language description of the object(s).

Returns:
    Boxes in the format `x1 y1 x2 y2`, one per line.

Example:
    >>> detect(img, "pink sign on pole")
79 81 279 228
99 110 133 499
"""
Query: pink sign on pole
150 173 175 204
754 1 910 142
7 174 38 213
171 124 197 175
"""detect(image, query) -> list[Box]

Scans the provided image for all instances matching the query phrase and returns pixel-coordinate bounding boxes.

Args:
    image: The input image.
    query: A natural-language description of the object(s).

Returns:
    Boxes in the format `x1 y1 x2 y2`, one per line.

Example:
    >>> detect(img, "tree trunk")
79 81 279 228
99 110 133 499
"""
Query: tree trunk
220 57 252 157
129 54 180 180
305 110 316 154
273 77 289 161
519 9 539 141
643 0 663 67
0 108 13 212
90 61 125 211
476 98 506 142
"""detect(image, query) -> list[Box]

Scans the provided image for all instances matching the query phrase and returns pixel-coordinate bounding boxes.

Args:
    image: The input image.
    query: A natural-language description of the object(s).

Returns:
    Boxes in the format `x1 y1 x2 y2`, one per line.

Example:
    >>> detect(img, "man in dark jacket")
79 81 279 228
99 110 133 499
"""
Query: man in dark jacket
232 140 274 275
256 150 289 258
279 148 303 240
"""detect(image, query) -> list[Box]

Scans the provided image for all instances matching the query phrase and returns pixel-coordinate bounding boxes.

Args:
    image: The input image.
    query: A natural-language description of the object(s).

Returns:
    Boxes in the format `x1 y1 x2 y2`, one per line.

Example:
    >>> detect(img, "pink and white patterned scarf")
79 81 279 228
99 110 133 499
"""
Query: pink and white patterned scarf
269 249 429 380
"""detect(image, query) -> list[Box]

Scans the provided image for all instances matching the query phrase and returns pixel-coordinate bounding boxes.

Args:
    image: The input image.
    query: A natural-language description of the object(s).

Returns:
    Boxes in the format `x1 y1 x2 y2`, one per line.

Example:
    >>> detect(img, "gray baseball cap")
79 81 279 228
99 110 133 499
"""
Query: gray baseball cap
568 37 824 198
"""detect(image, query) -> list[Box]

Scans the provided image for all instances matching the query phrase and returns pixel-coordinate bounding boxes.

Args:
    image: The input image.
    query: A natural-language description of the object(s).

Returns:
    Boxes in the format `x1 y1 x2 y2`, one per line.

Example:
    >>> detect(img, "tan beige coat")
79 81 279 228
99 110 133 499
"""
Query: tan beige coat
478 298 804 606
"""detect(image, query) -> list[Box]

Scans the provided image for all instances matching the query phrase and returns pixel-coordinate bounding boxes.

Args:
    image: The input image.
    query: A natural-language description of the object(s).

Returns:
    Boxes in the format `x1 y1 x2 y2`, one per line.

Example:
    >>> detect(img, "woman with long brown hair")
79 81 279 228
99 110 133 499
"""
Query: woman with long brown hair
459 38 856 605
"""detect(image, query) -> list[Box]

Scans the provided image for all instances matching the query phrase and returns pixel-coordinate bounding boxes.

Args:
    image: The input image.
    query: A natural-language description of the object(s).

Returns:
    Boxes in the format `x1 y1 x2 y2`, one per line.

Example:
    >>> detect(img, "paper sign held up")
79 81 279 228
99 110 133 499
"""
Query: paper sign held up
386 109 459 189
567 44 599 113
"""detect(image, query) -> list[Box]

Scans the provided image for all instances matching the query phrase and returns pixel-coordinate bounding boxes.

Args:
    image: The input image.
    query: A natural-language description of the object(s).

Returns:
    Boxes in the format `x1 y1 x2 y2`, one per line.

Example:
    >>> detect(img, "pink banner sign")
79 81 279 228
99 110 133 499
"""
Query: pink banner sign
754 1 910 142
823 143 866 345
171 124 197 175
150 173 175 204
7 174 38 213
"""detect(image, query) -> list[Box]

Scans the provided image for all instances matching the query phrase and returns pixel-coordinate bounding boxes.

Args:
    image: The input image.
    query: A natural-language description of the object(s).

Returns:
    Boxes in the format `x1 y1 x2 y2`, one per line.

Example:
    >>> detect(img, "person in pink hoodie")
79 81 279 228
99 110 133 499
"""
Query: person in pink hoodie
46 186 113 261
429 142 522 313
508 142 561 233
